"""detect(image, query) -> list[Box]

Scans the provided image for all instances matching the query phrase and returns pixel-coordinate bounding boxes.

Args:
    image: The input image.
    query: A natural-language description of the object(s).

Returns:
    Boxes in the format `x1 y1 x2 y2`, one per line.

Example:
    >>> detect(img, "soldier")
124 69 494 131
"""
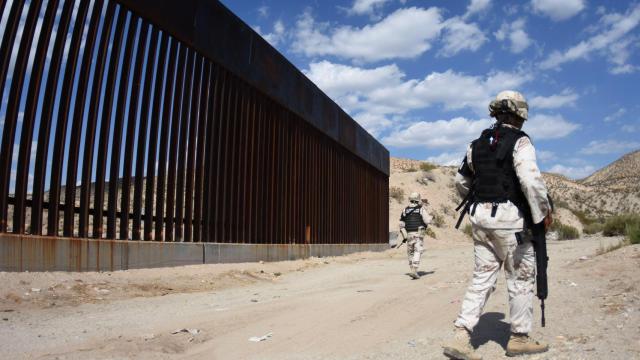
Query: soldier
442 91 553 359
399 192 432 279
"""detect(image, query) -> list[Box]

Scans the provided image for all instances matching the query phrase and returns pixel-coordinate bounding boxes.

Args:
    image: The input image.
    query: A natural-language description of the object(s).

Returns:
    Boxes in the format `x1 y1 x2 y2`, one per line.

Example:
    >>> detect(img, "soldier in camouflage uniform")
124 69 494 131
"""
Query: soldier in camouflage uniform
443 91 553 359
399 192 432 279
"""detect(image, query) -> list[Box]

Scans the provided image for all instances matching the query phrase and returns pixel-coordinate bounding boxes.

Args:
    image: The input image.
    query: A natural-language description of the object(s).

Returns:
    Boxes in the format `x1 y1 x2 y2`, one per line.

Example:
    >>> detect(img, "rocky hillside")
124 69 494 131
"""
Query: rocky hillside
582 150 640 188
544 150 640 217
389 150 640 238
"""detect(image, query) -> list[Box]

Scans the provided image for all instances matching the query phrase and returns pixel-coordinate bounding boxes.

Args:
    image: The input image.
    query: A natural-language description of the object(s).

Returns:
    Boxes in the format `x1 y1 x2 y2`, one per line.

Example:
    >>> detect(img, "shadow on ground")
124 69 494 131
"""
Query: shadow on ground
418 271 435 277
471 312 510 350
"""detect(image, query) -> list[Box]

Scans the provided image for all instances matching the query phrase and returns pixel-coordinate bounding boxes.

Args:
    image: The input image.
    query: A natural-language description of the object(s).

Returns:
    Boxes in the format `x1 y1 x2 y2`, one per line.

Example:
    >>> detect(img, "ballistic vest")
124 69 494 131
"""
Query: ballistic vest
402 206 426 232
470 125 528 210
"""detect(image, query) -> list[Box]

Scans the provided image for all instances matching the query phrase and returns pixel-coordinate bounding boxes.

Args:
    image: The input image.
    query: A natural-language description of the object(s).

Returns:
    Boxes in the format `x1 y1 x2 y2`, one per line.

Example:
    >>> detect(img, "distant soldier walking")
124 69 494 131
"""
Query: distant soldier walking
443 91 553 359
399 192 432 279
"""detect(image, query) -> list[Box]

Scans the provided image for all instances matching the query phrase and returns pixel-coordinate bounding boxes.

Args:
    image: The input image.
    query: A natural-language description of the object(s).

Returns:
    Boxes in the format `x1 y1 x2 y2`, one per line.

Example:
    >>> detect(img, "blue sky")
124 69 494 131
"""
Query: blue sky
222 0 640 179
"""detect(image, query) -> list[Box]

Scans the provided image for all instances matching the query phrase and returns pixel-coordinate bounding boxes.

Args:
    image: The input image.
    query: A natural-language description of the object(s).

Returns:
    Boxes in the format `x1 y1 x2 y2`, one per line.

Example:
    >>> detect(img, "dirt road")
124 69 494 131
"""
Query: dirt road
1 236 639 359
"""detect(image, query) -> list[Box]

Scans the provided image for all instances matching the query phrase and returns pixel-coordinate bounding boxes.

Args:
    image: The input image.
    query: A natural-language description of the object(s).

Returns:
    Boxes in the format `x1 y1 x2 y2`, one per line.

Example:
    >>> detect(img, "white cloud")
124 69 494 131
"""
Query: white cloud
494 18 531 53
464 0 492 18
439 17 487 57
258 5 269 18
353 112 393 137
547 164 596 179
304 60 403 99
426 151 465 166
529 89 578 109
536 150 556 162
382 117 492 149
307 62 533 123
622 124 638 133
604 108 626 122
580 139 640 155
525 114 580 140
292 7 443 62
255 20 286 47
610 64 638 74
347 0 392 16
540 4 640 72
305 61 532 120
531 0 585 21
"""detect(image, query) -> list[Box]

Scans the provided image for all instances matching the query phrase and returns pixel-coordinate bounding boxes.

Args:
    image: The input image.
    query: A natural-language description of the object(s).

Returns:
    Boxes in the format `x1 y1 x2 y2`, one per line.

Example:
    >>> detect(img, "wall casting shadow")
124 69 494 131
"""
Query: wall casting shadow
471 312 511 350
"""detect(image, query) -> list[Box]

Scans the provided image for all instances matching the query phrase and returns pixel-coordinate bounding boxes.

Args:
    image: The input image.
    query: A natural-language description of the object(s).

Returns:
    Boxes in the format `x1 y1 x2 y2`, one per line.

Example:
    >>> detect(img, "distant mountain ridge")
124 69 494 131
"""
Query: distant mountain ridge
581 150 640 189
544 150 640 216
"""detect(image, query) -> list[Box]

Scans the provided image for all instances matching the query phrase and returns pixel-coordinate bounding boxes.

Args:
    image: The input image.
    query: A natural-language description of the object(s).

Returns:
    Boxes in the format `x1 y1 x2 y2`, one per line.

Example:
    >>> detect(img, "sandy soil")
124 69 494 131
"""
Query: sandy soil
1 235 639 360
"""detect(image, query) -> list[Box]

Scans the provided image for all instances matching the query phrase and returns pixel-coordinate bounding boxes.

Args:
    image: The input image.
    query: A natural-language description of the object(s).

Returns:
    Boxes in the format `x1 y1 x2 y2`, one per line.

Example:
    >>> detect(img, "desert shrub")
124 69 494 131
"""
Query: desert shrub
389 186 405 203
425 227 436 239
626 222 640 244
571 209 599 225
419 162 437 172
603 214 640 236
596 239 629 255
440 204 452 216
404 167 418 172
550 221 580 240
462 224 472 238
423 171 436 182
554 199 569 210
583 222 604 235
431 211 445 228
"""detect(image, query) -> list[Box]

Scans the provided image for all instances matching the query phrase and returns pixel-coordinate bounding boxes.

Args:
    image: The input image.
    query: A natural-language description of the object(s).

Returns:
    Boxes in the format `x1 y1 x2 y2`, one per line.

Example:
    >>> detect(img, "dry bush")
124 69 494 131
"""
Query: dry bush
550 221 580 240
420 162 437 172
389 186 405 203
583 222 604 235
431 211 445 228
462 224 472 238
425 227 436 239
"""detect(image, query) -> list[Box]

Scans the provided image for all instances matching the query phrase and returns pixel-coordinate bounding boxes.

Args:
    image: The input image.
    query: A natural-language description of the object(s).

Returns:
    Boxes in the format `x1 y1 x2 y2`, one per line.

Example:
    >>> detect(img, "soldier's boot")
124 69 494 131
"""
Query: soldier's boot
505 333 549 357
442 326 482 360
408 266 419 279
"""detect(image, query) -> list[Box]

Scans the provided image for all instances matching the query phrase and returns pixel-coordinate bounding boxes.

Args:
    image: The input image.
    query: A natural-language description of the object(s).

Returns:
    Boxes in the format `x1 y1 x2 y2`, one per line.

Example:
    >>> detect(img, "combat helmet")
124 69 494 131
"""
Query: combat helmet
409 192 421 203
489 90 528 121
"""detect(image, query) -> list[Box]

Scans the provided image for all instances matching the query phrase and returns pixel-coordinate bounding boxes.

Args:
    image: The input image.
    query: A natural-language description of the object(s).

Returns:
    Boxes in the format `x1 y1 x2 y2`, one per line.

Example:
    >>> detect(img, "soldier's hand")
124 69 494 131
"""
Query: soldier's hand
544 212 553 232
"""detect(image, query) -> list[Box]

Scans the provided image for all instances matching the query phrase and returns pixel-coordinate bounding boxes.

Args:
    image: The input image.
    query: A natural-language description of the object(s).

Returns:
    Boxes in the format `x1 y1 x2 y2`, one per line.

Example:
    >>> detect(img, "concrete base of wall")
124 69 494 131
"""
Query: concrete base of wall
0 234 388 272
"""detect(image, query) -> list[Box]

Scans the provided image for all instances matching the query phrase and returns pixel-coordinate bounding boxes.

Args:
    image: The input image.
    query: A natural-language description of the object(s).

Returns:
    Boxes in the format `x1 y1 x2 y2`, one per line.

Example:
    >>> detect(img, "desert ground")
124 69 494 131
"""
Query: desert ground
1 235 638 360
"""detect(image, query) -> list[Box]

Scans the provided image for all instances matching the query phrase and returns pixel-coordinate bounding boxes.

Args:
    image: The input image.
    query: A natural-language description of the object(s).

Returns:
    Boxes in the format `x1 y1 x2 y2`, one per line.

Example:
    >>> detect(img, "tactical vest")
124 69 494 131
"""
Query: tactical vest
402 206 426 232
470 125 528 210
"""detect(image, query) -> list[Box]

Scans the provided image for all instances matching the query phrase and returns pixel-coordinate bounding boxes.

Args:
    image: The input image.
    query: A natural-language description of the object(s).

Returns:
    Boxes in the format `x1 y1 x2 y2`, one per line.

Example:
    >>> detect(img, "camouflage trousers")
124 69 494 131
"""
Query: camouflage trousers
454 226 536 334
406 232 424 268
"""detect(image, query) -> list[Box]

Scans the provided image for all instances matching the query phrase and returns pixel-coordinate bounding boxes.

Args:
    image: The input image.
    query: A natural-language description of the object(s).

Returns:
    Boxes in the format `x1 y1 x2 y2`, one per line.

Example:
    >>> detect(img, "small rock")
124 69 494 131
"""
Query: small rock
407 340 416 347
273 272 282 277
578 256 589 261
31 288 41 293
259 261 264 264
251 299 259 303
172 328 200 336
249 332 272 342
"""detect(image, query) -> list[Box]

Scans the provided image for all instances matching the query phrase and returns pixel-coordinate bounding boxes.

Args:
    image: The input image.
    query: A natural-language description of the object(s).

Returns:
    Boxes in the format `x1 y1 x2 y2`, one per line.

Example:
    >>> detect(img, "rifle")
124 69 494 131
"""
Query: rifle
526 195 553 327
530 221 548 327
